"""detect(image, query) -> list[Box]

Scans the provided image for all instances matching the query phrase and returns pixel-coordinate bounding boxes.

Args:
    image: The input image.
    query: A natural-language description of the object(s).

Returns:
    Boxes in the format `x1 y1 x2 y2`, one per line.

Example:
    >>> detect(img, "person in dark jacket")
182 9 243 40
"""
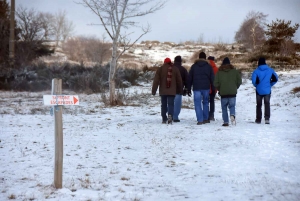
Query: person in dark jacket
187 52 214 125
173 55 188 122
251 57 278 124
214 57 242 126
152 58 183 124
207 56 218 121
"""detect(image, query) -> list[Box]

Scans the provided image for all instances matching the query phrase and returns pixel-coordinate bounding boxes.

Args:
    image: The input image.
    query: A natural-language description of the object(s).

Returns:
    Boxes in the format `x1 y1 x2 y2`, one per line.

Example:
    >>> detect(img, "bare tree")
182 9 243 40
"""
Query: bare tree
16 6 46 41
39 12 55 40
79 0 166 105
235 11 267 50
52 10 75 47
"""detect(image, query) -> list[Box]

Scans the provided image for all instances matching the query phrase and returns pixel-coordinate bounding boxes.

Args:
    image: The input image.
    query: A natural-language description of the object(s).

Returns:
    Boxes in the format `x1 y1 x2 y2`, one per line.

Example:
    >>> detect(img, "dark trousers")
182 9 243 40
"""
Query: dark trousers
209 93 215 118
161 95 175 121
256 93 271 120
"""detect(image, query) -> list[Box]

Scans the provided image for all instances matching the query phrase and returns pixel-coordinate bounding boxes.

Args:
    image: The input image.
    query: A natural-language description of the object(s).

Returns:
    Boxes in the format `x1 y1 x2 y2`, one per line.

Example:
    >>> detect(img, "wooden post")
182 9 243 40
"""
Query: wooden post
52 78 63 188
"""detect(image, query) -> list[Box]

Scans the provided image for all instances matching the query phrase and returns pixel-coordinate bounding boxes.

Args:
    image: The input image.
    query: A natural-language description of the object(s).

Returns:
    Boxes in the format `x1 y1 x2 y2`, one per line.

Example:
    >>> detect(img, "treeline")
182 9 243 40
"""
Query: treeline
0 62 152 92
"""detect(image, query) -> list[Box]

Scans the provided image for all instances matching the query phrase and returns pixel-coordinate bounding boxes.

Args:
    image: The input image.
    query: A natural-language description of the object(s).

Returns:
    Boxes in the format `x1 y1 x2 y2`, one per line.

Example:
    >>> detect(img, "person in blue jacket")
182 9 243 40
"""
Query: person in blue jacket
251 57 278 124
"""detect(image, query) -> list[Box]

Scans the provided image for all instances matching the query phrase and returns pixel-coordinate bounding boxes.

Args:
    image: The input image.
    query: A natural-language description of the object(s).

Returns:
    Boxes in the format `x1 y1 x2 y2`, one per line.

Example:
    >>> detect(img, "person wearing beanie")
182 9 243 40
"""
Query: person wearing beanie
152 57 183 124
164 57 171 64
207 56 219 121
187 51 214 125
251 57 278 124
214 57 242 127
199 52 206 59
173 55 188 122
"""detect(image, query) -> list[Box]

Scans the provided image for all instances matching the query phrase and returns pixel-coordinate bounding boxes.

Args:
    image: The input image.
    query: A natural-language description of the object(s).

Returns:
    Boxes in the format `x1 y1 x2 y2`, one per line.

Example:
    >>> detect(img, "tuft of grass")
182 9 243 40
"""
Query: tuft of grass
292 87 300 94
120 177 130 181
8 194 16 199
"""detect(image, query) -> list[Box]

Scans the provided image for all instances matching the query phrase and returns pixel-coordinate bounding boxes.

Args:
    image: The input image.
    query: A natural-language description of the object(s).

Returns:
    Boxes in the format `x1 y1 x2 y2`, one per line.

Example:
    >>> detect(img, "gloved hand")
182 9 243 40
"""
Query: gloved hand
187 90 192 97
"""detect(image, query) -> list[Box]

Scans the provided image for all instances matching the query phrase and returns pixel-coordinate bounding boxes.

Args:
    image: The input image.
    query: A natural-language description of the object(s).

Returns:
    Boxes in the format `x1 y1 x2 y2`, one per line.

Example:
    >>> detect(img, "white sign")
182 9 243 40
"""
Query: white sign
43 95 79 105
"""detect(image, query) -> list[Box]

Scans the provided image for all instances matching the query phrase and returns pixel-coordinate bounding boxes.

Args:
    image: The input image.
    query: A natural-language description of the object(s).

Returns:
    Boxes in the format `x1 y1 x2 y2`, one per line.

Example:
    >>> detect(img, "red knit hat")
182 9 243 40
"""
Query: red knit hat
164 58 171 64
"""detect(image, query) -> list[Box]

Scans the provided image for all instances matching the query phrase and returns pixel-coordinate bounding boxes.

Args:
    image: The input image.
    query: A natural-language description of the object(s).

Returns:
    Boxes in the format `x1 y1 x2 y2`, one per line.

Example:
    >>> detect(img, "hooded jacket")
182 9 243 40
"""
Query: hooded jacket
174 61 188 93
251 64 278 95
152 63 183 95
187 59 214 91
214 64 242 97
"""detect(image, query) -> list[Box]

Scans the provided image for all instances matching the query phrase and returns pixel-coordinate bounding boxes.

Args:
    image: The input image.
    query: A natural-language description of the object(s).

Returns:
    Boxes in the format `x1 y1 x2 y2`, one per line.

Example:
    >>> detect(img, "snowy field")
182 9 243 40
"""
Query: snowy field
0 70 300 201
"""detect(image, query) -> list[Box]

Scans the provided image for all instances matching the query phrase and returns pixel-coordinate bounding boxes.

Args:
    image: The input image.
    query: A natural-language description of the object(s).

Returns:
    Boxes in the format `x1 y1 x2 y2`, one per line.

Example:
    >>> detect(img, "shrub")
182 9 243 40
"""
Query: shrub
292 87 300 94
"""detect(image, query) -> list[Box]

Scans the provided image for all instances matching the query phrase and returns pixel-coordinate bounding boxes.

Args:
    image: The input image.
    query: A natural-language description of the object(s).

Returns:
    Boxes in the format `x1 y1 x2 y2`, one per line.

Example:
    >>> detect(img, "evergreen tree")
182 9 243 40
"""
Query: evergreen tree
265 19 299 55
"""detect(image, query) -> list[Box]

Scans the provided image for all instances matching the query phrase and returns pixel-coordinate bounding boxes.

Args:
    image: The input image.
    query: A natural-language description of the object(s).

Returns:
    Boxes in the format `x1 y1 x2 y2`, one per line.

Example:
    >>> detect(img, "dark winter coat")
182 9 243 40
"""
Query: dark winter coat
152 63 183 96
214 64 242 98
174 61 188 94
251 64 278 95
187 59 214 91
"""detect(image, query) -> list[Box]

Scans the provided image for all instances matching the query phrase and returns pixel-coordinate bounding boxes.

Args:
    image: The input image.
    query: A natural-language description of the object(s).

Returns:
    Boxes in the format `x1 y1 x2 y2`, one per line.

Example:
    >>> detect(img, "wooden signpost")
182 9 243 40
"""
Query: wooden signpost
43 78 79 189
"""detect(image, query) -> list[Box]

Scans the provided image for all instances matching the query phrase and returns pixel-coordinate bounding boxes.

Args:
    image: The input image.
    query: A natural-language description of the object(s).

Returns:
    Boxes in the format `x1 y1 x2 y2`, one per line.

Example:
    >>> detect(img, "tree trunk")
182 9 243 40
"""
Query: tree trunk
109 39 118 105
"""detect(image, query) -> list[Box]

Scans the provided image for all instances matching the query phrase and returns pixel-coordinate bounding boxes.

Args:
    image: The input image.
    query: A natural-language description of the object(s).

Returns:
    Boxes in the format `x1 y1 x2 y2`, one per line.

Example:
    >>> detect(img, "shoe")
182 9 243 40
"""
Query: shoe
222 123 229 126
203 120 210 124
168 115 172 124
209 116 215 121
230 115 236 125
197 122 203 125
173 119 180 122
255 119 261 124
265 119 270 124
162 121 167 124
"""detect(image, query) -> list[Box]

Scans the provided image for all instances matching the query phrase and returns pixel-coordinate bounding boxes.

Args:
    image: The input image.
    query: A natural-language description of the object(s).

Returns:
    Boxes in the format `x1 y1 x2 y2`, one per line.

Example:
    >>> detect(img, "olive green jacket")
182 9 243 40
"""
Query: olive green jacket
214 64 242 97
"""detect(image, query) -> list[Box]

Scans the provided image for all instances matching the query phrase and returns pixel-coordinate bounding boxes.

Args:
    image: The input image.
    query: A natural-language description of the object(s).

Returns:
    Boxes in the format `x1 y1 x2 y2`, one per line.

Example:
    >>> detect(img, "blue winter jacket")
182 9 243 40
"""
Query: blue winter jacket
251 64 278 95
188 59 214 91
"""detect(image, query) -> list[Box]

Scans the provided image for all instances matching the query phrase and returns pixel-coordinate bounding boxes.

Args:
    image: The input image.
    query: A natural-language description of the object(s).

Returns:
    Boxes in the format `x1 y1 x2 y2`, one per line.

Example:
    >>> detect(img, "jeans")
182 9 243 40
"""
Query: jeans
193 90 210 122
209 93 216 118
161 95 175 121
256 94 271 120
221 97 236 123
173 94 182 120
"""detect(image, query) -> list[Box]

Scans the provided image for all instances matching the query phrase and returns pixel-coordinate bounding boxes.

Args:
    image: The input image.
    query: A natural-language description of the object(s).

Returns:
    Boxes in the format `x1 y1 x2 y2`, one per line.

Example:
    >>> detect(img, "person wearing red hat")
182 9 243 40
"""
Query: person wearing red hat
152 57 183 124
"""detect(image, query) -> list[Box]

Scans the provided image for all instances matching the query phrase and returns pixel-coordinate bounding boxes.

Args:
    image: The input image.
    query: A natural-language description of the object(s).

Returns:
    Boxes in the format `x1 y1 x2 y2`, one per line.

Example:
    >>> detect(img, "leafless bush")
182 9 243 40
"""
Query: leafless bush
279 40 295 57
62 36 111 65
190 50 203 62
213 43 228 51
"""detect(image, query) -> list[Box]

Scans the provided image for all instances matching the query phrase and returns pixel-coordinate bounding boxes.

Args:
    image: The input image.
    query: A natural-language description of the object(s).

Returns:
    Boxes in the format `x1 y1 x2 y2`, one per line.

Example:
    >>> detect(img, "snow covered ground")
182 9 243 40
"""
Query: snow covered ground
0 70 300 201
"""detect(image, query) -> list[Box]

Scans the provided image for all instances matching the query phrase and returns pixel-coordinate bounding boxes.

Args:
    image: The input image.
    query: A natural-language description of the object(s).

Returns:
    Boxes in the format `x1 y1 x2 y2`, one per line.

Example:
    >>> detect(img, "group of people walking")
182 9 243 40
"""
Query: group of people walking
152 51 278 126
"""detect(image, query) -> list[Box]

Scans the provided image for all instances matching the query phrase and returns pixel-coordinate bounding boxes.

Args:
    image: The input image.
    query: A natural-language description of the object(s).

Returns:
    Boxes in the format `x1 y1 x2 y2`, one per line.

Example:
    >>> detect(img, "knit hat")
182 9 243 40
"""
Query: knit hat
208 56 215 61
199 52 206 59
258 57 266 66
164 58 171 64
174 55 182 62
222 57 230 65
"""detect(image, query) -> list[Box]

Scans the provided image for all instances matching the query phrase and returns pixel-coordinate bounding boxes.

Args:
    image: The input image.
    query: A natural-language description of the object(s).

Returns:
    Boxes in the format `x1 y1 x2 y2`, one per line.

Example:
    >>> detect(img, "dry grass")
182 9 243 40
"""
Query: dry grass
292 87 300 94
8 194 16 199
